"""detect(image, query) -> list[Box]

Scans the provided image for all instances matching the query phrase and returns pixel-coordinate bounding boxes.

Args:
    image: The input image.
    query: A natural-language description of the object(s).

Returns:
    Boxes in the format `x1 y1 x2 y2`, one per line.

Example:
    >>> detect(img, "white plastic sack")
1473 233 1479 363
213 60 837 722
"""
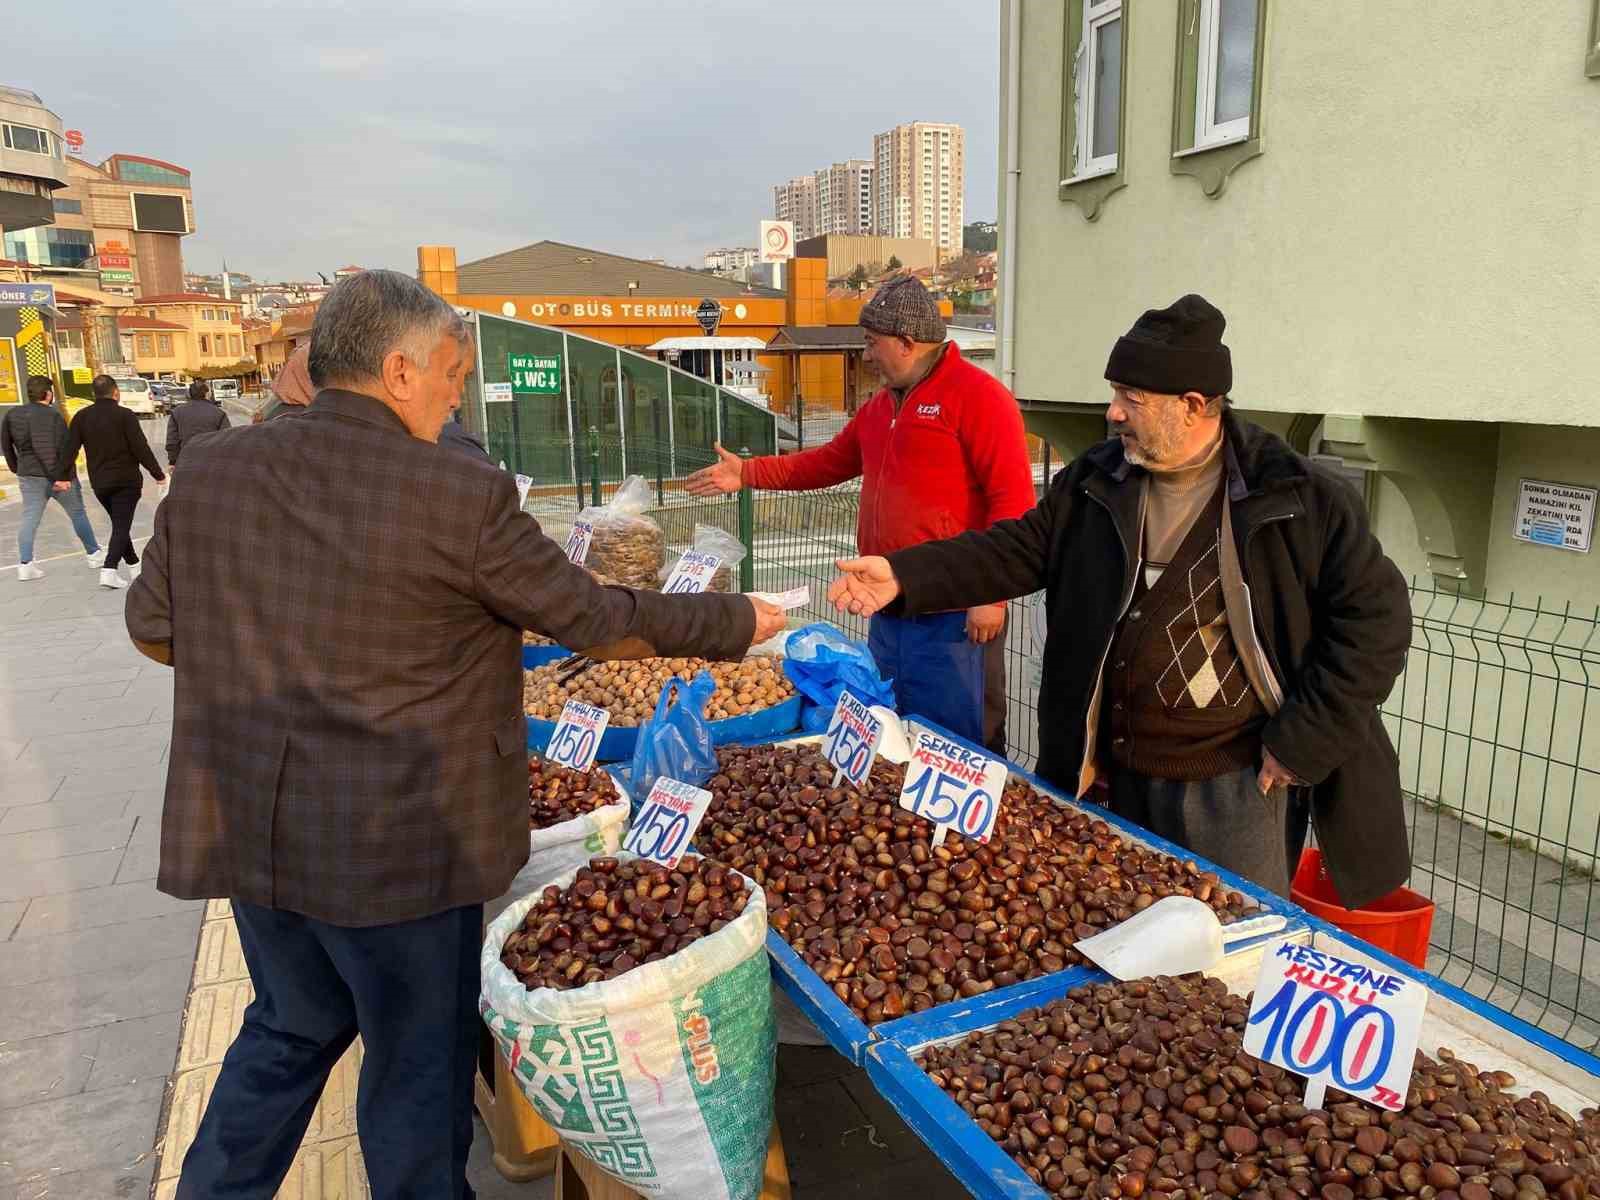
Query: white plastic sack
659 524 747 594
481 853 776 1200
507 773 631 901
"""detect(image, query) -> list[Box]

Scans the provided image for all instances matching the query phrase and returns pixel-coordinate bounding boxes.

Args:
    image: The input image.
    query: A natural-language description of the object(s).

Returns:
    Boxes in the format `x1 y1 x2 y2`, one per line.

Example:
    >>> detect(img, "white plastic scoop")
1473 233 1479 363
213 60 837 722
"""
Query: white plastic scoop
1075 895 1288 980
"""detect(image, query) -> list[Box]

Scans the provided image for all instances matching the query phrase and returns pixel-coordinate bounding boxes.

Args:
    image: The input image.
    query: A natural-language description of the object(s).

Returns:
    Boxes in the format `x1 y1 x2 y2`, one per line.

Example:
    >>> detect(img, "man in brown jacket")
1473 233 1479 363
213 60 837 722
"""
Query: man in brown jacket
127 270 783 1199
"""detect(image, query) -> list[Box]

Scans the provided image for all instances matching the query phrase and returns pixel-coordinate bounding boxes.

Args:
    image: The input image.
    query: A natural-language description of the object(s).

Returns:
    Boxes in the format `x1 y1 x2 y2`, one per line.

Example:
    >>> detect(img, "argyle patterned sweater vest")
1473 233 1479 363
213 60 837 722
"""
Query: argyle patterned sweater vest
1101 484 1266 781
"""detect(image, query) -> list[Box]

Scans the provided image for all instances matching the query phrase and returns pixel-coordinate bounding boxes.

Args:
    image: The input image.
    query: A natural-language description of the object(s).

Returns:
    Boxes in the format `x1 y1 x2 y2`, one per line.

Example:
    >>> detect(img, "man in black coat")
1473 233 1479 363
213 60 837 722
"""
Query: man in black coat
165 379 231 466
829 295 1412 908
60 374 166 589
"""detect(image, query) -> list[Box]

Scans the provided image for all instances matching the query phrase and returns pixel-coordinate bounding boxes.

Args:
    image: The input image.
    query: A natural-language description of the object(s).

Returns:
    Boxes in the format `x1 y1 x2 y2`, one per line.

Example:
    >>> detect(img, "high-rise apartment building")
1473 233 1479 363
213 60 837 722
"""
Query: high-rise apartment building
773 175 819 241
813 160 874 237
872 122 964 255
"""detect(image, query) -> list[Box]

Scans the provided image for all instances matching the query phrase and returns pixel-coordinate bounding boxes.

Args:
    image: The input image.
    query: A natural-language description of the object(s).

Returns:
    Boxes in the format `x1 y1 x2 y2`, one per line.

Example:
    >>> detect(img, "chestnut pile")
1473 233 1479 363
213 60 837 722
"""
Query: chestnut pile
523 656 795 727
698 744 1254 1025
500 856 750 991
528 758 620 829
918 975 1600 1199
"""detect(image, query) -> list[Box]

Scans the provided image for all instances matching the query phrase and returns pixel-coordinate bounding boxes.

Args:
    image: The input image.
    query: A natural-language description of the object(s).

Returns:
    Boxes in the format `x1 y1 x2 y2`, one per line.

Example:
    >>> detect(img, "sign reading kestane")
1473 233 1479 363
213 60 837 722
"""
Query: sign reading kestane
1513 478 1595 553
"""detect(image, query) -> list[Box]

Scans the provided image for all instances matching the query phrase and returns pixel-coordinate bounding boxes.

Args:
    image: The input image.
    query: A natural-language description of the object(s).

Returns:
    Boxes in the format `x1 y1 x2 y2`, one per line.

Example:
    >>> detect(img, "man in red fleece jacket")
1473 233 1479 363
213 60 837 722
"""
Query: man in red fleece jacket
687 276 1035 752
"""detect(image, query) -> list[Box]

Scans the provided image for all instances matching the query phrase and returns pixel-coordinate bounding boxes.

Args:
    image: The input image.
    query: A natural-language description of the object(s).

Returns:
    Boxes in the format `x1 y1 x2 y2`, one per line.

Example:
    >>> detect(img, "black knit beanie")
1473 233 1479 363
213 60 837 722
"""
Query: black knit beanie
1103 294 1232 397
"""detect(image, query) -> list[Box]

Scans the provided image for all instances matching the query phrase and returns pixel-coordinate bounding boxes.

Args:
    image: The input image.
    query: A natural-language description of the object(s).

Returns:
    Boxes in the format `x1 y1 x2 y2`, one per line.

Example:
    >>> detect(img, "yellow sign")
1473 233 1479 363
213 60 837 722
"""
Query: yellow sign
0 337 19 405
72 366 92 384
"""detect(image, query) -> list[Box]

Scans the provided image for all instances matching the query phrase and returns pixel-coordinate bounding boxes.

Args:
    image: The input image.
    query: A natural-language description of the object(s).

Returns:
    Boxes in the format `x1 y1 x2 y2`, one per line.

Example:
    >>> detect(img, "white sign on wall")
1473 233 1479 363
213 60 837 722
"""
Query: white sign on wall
759 220 795 263
1513 478 1596 554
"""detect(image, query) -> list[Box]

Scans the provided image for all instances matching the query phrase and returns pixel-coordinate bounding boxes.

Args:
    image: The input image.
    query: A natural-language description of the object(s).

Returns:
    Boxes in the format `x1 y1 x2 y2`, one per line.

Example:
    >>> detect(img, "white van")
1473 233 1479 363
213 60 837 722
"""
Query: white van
212 378 240 403
112 375 156 418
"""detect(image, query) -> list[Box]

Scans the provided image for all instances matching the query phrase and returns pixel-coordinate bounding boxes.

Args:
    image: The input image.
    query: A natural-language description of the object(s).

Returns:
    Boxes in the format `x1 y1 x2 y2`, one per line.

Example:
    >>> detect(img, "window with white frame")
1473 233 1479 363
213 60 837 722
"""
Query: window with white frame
1194 0 1258 148
1073 0 1124 177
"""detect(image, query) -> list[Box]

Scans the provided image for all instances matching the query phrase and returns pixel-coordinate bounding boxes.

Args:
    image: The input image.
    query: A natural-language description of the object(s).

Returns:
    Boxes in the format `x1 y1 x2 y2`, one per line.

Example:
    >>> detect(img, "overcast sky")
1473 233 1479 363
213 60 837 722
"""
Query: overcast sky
31 0 999 282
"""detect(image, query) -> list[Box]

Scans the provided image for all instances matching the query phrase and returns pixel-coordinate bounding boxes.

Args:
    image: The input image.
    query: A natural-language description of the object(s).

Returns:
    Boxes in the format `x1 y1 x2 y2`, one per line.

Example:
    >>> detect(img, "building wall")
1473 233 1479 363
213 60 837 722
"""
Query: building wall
794 234 938 279
1002 0 1600 426
872 122 964 253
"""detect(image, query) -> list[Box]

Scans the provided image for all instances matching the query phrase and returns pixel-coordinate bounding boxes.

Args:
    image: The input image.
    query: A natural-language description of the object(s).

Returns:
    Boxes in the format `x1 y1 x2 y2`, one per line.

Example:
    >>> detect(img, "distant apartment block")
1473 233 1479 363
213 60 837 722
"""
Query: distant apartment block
814 160 874 237
773 175 820 241
872 122 964 254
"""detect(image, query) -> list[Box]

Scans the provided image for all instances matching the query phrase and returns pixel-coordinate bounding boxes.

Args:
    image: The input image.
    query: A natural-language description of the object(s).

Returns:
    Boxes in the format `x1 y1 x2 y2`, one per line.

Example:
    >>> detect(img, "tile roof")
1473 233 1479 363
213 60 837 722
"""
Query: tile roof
766 325 866 351
138 292 243 305
456 240 783 299
118 314 187 331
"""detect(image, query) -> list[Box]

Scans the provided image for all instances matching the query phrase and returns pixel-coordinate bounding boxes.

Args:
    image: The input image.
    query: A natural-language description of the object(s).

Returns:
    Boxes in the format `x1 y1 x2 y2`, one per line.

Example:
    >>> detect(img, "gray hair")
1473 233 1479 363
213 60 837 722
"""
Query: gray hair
308 269 468 388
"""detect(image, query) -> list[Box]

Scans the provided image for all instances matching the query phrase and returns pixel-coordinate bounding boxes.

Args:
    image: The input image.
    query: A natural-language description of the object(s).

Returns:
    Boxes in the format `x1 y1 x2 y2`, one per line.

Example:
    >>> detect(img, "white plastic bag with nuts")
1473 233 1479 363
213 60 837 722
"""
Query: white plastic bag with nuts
577 475 666 590
509 773 632 903
480 854 776 1200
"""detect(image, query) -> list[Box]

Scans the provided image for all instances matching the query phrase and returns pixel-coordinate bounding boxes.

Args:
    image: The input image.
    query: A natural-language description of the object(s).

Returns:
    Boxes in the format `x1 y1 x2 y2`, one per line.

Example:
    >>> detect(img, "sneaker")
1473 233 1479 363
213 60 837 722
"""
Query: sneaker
99 568 129 590
86 549 105 569
17 562 44 581
121 562 141 582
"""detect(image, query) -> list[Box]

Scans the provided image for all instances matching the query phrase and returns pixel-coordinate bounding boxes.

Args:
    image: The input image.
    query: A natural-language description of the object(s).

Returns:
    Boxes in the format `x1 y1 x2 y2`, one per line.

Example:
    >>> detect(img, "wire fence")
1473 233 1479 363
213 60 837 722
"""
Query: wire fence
521 437 1600 1054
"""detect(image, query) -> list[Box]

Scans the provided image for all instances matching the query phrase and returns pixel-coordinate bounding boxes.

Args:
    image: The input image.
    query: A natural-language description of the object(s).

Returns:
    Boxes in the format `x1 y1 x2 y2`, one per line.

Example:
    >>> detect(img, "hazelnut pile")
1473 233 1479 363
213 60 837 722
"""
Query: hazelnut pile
500 856 751 990
528 758 620 829
698 744 1254 1025
919 975 1600 1199
523 656 795 726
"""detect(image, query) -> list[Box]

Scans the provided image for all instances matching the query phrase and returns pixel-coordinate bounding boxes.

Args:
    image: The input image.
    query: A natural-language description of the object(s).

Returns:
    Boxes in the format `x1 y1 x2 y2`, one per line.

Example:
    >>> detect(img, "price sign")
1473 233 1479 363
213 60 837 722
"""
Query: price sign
563 520 594 564
1242 939 1427 1112
543 700 610 772
622 778 712 870
821 690 884 790
663 549 722 594
898 730 1007 846
514 474 533 511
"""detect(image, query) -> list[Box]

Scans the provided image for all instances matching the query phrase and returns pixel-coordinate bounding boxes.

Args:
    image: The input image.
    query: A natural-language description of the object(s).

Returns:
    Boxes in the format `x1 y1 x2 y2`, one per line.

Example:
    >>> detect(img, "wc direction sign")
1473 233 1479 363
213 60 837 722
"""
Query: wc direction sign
508 353 562 395
1242 939 1427 1112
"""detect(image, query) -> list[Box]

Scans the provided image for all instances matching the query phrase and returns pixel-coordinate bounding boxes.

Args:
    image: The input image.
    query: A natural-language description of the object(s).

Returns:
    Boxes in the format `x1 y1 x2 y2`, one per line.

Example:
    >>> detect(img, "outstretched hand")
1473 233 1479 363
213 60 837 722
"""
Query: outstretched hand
748 597 787 646
827 557 901 618
685 443 744 497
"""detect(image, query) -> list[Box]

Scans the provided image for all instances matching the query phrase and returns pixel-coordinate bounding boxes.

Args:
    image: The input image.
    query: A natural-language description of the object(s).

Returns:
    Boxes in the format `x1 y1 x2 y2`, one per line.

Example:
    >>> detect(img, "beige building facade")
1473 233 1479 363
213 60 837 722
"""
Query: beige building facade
773 175 820 241
814 159 874 236
872 121 964 254
998 0 1600 601
122 293 248 378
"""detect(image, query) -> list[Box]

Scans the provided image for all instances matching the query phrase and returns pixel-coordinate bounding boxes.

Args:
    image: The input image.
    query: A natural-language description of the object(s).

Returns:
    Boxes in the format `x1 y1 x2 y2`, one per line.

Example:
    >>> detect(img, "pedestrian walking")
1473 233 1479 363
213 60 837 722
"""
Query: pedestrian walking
59 374 166 590
125 269 784 1199
2 375 103 579
165 379 230 467
828 294 1413 906
687 276 1036 753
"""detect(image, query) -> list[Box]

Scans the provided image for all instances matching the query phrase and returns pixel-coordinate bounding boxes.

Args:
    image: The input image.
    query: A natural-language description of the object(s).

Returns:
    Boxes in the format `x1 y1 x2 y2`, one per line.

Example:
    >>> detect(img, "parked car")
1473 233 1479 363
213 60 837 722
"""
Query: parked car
211 378 240 403
152 383 182 414
112 375 157 419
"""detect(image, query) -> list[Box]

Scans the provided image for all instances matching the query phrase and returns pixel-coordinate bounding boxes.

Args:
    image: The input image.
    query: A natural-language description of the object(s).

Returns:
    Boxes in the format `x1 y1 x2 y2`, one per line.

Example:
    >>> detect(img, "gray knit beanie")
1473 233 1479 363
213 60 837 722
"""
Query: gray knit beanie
858 276 946 343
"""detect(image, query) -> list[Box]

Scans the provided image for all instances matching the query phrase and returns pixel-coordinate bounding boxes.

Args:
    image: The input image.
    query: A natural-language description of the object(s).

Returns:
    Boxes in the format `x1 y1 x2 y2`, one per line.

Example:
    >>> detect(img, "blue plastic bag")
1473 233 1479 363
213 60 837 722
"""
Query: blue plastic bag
626 670 720 804
780 623 898 733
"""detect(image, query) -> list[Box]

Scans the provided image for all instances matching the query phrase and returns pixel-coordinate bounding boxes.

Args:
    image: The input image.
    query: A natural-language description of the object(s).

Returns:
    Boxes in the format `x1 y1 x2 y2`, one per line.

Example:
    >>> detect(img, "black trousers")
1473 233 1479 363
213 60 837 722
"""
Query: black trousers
176 900 482 1200
93 482 142 568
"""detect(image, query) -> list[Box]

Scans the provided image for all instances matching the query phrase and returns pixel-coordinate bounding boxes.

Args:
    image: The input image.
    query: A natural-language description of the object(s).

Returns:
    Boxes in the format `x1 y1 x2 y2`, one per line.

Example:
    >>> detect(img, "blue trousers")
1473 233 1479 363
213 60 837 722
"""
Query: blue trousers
177 900 482 1200
16 474 99 563
869 610 995 749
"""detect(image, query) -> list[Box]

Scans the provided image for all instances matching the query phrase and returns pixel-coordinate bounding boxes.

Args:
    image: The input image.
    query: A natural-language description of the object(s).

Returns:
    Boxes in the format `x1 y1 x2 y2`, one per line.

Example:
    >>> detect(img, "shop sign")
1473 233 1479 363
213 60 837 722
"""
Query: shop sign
483 381 513 403
0 283 55 308
72 367 93 384
662 549 721 594
543 700 610 772
898 730 1005 847
65 129 85 155
58 346 86 370
623 777 713 870
508 352 561 395
100 269 135 284
1513 478 1595 553
822 690 884 790
694 298 723 337
102 238 130 254
759 220 795 263
98 252 131 269
508 297 758 324
1243 939 1427 1112
0 338 18 405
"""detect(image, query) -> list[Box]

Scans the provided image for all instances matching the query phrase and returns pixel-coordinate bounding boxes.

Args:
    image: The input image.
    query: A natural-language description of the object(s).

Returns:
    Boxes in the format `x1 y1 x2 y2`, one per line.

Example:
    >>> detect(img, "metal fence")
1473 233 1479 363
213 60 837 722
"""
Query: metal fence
522 443 1600 1055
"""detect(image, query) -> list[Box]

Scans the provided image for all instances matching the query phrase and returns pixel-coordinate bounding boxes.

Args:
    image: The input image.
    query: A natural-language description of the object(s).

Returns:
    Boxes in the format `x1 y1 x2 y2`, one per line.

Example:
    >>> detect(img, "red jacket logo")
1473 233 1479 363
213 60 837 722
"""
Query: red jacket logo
915 403 941 418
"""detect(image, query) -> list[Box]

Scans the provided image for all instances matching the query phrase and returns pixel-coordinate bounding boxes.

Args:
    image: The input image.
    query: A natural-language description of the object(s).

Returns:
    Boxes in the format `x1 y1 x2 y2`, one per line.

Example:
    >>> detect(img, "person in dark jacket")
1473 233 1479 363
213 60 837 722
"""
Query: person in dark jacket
3 375 103 579
437 411 490 461
827 295 1412 907
60 375 167 590
166 379 230 466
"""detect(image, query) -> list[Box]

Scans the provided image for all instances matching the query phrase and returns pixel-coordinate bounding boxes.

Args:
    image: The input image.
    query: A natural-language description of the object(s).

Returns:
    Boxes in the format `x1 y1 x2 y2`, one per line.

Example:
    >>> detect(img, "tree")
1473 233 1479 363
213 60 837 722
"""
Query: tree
962 221 998 253
887 255 903 270
846 264 869 291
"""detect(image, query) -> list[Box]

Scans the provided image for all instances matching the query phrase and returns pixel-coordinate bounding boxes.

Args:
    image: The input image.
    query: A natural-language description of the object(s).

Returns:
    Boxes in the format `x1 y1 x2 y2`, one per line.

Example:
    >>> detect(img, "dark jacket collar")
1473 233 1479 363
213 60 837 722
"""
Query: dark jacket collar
1084 406 1309 501
309 387 411 436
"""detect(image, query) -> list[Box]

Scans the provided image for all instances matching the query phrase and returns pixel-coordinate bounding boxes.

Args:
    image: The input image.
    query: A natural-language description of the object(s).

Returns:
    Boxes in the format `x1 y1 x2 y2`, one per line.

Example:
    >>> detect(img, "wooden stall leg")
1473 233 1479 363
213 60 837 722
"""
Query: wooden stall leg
472 1042 559 1182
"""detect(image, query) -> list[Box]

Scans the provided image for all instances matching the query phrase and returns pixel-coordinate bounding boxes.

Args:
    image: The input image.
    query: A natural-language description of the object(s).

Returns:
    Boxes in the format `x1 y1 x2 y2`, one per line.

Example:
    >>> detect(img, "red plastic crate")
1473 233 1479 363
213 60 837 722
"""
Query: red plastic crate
1291 849 1435 969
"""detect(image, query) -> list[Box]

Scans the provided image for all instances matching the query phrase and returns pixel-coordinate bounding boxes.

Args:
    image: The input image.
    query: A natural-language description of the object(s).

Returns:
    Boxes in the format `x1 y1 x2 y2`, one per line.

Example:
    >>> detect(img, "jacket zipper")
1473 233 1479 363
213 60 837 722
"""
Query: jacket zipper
1238 510 1298 696
874 357 941 555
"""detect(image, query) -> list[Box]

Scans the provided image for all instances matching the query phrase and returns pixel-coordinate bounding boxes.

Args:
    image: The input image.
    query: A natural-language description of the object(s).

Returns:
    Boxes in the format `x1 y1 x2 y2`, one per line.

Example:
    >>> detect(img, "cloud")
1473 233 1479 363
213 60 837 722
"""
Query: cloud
312 47 382 74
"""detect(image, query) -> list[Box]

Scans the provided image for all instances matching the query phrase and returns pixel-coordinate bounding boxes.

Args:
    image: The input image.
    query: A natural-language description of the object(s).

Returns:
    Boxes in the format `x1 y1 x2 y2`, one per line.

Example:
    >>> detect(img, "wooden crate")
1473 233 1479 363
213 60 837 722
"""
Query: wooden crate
473 1040 560 1182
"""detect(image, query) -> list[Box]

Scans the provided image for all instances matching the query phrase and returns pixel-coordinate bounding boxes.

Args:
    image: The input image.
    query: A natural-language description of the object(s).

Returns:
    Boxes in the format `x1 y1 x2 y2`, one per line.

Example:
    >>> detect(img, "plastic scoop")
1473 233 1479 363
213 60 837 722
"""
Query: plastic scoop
1075 896 1288 980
